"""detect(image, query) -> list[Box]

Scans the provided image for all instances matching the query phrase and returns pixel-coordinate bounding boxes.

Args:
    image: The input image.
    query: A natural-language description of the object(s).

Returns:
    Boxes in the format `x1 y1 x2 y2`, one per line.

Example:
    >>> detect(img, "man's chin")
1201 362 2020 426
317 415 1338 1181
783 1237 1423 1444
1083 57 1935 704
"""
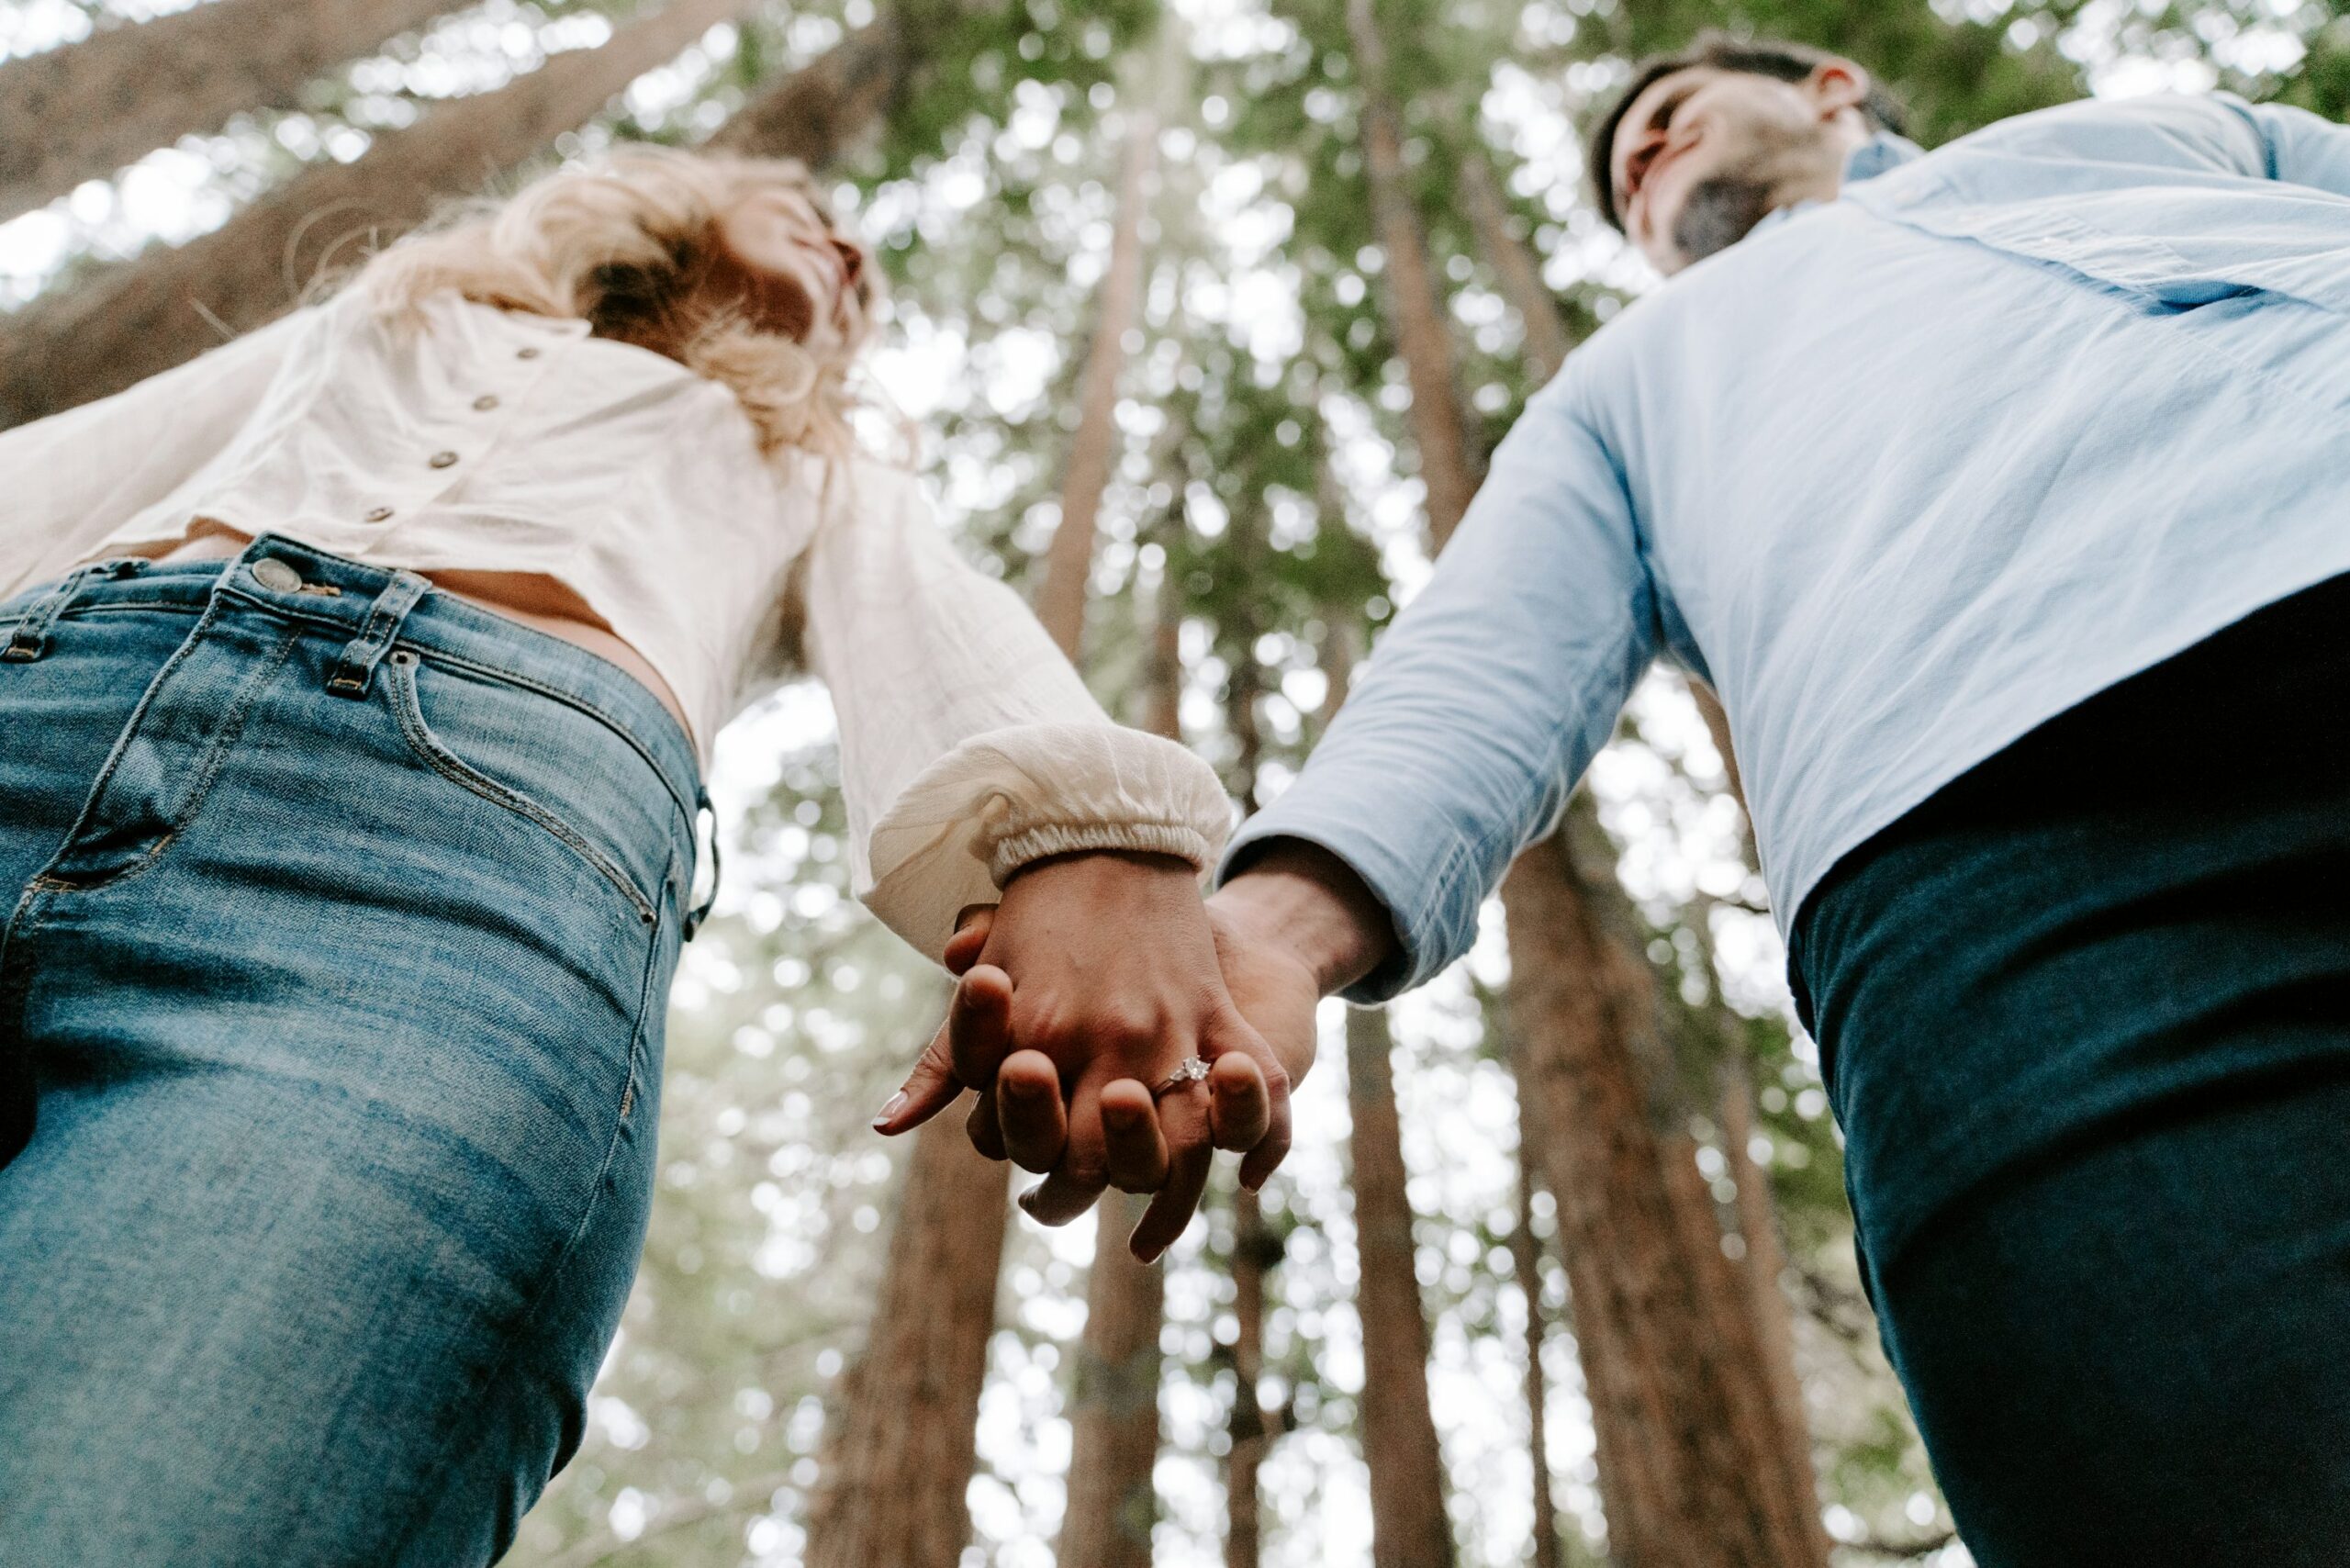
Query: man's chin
1668 175 1778 267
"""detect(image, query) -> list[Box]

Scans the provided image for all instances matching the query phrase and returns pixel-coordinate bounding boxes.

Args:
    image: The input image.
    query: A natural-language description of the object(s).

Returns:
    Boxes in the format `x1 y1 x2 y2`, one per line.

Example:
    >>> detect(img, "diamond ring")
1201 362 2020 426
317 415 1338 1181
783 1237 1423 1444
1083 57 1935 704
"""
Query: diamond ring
1152 1057 1212 1096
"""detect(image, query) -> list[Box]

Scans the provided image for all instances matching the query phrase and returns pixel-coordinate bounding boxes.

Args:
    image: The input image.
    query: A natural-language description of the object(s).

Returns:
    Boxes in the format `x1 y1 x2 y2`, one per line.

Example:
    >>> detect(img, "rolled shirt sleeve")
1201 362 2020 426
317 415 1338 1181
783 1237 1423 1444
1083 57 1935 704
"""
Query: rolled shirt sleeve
1217 379 1660 1003
799 461 1234 964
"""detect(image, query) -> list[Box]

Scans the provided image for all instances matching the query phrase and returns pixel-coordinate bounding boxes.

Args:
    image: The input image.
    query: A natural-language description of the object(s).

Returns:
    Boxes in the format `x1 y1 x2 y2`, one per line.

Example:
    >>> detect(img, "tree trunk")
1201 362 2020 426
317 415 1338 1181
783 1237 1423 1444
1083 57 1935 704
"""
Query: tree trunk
1719 1058 1822 1536
1512 1140 1565 1568
803 1107 1011 1568
1222 508 1275 1568
1060 1193 1166 1568
706 13 910 163
1058 538 1183 1568
1225 1186 1276 1568
0 0 464 224
1347 1006 1457 1568
1500 817 1821 1568
1452 129 1830 1565
1342 0 1480 545
1457 151 1570 384
1 0 760 428
1033 105 1158 664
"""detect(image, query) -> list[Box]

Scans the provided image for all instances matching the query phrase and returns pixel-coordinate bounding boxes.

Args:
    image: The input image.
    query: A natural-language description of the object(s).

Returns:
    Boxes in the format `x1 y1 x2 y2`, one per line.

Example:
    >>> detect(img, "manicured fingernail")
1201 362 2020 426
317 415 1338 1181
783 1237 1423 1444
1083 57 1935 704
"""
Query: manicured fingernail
871 1091 907 1129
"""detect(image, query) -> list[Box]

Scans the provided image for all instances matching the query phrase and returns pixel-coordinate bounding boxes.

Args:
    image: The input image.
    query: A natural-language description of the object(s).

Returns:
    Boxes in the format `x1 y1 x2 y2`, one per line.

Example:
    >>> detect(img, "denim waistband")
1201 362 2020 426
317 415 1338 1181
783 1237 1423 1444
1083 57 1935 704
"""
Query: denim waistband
3 535 705 838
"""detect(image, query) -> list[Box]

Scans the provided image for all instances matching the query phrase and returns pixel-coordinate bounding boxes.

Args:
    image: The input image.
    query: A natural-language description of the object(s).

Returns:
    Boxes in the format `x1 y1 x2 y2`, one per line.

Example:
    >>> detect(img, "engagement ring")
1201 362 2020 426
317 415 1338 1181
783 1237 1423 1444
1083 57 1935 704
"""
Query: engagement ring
1152 1057 1212 1096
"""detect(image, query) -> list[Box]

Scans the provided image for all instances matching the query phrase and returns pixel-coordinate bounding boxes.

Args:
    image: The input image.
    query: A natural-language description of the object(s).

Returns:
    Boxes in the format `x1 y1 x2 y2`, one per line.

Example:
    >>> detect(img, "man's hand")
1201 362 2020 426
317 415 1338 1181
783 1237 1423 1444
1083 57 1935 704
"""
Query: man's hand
874 840 1393 1261
873 850 1298 1260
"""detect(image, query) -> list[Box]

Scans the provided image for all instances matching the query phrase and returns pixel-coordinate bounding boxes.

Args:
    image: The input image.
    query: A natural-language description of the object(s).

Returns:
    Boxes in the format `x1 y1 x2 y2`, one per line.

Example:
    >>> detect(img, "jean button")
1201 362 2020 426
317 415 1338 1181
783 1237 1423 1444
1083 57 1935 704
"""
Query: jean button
252 559 302 592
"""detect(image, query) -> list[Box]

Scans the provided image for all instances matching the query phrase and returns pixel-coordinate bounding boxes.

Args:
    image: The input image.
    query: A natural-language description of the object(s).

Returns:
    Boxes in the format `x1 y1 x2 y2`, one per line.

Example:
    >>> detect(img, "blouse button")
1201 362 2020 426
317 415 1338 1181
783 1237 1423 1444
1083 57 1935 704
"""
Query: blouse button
516 347 541 360
364 505 395 522
473 394 499 411
428 451 458 469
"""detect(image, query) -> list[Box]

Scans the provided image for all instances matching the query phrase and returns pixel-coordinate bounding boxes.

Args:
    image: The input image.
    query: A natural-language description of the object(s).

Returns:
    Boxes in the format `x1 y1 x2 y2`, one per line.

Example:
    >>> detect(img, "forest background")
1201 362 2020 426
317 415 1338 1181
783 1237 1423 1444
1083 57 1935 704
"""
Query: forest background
4 0 2343 1563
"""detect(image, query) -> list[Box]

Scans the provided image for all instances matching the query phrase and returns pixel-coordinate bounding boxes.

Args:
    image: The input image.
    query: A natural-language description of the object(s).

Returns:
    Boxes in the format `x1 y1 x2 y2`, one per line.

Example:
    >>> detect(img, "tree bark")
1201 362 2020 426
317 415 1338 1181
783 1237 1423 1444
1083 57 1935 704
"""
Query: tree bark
803 1107 1011 1568
1500 815 1822 1568
1347 1005 1458 1568
1512 1139 1565 1568
706 13 910 163
1458 151 1570 385
1060 1193 1166 1568
1033 106 1158 664
1452 129 1829 1566
1225 1186 1276 1568
1342 0 1480 546
1058 537 1182 1568
2 0 760 428
1719 1057 1824 1548
0 0 464 225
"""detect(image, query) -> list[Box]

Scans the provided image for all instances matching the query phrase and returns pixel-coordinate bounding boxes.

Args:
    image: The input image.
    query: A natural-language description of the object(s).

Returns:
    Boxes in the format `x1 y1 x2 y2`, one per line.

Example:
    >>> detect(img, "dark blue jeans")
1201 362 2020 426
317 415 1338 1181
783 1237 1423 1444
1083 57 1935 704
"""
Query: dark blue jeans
1793 572 2350 1565
0 538 703 1564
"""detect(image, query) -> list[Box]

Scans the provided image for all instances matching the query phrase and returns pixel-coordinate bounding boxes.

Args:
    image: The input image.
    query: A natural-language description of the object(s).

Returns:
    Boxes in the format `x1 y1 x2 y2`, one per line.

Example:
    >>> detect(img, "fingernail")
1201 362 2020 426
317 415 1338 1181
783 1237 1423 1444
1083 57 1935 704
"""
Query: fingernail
871 1091 907 1129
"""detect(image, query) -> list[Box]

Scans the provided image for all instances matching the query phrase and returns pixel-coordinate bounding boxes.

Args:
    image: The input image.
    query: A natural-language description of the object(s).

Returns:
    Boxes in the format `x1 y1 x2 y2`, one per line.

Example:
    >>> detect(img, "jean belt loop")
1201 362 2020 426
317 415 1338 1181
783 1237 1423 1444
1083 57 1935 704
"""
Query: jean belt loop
684 786 721 941
2 558 141 664
326 570 432 699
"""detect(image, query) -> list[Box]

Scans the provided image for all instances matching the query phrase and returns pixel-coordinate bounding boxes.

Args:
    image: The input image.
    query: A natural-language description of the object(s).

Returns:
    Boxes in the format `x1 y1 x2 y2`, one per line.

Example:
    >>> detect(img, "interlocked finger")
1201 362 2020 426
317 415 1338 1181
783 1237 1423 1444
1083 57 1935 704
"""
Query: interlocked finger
1102 1078 1169 1192
1128 1080 1214 1262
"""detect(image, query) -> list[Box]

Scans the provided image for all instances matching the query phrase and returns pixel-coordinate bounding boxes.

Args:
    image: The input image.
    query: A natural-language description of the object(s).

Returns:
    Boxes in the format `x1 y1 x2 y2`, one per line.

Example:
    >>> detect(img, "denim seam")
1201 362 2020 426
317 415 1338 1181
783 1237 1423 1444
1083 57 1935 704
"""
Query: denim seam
20 607 300 903
386 654 659 927
376 883 669 1565
396 643 698 830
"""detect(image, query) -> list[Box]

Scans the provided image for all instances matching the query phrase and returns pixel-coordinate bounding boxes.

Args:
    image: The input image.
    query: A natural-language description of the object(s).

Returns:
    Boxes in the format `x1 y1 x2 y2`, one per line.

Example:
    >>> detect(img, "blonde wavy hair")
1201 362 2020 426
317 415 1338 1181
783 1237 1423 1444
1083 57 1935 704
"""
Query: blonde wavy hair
358 146 878 459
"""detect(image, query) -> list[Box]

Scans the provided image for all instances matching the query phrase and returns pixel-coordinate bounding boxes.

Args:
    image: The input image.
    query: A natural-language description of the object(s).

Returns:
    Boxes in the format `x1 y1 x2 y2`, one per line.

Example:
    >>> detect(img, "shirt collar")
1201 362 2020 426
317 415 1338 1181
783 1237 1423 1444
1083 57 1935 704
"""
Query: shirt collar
1749 132 1924 238
1843 131 1923 185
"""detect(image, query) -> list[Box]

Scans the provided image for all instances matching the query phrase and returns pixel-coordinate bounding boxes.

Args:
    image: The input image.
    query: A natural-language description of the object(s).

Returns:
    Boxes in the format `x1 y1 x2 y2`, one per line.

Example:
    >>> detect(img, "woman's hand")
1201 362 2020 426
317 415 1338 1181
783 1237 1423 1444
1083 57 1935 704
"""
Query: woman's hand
873 850 1315 1260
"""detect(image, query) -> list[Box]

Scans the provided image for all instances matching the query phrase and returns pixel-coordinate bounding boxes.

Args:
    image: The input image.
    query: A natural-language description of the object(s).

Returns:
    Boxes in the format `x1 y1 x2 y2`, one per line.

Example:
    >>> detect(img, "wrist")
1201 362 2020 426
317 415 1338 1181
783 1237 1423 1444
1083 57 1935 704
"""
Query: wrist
1211 839 1396 997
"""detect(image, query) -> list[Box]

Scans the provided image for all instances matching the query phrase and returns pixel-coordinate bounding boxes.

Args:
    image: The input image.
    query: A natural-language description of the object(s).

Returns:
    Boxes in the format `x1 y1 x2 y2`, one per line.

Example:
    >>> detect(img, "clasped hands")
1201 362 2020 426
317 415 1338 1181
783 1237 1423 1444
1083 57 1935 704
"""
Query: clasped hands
871 846 1369 1263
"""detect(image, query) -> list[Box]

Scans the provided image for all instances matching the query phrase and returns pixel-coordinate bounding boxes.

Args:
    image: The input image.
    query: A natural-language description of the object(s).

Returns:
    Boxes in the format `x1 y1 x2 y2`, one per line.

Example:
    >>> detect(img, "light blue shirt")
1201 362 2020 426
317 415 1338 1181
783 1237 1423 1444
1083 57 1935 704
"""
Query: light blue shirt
1223 92 2350 1002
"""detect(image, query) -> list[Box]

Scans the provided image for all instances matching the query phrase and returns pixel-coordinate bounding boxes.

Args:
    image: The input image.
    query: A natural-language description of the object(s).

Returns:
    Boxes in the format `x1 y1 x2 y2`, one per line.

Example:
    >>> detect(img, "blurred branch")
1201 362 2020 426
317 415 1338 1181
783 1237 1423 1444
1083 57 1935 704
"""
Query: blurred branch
1789 1260 1876 1348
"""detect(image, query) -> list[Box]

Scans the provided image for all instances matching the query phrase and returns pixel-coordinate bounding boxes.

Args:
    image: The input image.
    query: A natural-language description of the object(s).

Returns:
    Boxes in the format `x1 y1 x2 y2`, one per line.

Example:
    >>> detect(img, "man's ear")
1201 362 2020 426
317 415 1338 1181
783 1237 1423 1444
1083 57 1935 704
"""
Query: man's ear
1806 59 1871 121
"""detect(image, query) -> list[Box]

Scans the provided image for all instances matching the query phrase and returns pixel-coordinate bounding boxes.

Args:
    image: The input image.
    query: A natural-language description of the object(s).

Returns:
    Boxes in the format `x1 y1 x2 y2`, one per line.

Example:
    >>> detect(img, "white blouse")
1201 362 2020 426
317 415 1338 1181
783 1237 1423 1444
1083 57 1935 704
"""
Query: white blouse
0 289 1232 963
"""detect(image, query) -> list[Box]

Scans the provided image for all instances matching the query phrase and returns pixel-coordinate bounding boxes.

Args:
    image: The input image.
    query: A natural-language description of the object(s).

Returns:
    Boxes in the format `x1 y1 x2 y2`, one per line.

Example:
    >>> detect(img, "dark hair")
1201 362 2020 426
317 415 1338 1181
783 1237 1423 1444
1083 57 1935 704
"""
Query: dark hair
1585 33 1909 231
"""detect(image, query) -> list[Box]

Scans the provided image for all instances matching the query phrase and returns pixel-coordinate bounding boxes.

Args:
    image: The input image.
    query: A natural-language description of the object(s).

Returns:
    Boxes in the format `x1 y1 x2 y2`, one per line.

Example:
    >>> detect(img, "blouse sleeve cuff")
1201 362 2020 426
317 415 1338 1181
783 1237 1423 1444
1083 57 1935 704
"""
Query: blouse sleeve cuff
859 722 1235 964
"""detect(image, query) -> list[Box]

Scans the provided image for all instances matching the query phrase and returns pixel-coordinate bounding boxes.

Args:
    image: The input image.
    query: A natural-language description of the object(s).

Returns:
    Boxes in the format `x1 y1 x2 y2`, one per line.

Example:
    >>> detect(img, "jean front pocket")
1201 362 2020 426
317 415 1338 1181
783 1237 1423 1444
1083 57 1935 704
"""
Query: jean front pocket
383 648 661 929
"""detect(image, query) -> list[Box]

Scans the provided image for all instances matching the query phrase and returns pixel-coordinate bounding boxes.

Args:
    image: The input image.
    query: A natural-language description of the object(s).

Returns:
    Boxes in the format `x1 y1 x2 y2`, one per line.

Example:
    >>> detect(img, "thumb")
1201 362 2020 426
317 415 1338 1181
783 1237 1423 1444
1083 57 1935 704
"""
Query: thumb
874 963 1015 1137
945 906 996 975
873 1015 961 1136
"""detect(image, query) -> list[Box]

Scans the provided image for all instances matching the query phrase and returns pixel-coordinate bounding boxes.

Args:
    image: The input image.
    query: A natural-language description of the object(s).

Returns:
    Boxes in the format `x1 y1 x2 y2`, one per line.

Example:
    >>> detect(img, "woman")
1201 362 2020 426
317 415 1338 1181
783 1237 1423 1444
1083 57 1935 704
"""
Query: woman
0 148 1229 1564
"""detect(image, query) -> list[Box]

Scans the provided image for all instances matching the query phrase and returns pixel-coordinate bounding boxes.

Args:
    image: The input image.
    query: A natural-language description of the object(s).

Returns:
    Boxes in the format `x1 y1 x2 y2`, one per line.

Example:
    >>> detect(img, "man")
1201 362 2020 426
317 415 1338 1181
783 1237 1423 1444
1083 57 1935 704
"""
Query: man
884 36 2350 1563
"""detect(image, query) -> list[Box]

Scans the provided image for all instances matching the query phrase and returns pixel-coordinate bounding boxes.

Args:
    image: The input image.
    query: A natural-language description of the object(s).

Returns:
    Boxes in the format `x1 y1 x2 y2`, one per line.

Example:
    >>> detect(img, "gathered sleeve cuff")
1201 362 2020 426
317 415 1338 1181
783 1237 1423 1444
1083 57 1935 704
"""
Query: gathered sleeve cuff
865 722 1232 963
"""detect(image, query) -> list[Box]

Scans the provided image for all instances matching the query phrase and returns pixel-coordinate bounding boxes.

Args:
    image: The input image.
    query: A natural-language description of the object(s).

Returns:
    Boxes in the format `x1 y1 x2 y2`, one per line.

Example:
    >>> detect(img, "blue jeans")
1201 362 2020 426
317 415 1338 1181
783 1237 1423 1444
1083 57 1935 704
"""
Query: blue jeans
1792 572 2350 1565
0 537 706 1564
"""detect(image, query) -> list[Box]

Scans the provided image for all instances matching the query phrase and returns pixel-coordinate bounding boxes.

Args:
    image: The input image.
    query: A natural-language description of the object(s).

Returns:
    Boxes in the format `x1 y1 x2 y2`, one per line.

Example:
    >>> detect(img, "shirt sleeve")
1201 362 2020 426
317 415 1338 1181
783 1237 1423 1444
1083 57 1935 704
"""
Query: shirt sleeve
797 460 1235 964
0 307 314 599
1216 379 1660 1003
